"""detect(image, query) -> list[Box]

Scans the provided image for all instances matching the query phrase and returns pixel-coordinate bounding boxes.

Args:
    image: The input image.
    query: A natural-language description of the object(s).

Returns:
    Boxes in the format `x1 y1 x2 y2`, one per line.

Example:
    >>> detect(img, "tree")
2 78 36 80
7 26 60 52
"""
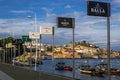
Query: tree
0 37 14 47
80 40 90 47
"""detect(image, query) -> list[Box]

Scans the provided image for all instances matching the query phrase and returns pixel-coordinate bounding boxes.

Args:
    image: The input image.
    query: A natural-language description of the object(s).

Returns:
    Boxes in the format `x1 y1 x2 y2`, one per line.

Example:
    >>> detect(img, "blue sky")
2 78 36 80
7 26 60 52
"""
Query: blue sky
0 0 120 50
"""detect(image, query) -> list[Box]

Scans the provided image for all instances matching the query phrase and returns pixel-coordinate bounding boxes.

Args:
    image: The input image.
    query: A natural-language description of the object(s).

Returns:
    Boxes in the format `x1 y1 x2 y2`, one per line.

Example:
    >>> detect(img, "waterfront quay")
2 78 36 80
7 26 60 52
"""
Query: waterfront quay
0 63 78 80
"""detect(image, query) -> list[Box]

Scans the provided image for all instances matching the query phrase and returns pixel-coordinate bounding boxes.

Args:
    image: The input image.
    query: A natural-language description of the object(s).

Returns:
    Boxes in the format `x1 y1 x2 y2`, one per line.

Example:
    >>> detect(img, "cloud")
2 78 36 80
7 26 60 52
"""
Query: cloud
65 5 71 9
41 7 53 13
82 19 106 25
0 0 120 49
42 11 83 25
59 11 84 20
39 8 120 47
111 13 120 22
111 0 120 10
41 7 56 22
0 13 120 49
112 0 120 3
0 18 34 37
10 10 32 14
46 13 56 17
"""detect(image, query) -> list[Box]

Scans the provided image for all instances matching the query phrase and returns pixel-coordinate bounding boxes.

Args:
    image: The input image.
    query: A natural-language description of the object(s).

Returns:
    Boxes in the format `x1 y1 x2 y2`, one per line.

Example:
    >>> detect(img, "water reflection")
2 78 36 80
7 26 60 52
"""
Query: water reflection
33 59 120 80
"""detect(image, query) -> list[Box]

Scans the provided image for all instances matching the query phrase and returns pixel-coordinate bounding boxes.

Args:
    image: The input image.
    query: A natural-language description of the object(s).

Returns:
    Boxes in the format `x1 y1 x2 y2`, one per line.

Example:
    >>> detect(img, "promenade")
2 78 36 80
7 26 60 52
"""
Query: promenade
0 71 14 80
0 63 78 80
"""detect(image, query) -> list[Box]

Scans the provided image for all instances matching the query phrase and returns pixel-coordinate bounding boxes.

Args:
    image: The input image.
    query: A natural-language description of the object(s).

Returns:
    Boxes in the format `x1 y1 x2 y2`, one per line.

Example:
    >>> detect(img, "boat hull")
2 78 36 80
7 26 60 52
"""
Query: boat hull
79 69 103 76
55 62 73 71
99 68 120 76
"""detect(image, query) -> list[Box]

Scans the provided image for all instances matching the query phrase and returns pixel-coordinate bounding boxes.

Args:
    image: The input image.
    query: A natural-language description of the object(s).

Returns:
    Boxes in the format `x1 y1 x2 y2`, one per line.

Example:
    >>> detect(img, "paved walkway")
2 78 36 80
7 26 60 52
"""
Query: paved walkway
0 71 15 80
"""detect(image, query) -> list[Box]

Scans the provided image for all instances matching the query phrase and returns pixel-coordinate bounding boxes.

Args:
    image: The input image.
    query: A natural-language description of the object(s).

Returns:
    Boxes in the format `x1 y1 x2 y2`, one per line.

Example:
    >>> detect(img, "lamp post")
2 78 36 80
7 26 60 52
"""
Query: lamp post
27 13 38 71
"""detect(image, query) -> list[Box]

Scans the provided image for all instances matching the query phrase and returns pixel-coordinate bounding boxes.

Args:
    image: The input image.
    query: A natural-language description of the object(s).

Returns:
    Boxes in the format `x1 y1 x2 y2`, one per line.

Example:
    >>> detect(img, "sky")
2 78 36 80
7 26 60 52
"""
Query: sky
0 0 120 50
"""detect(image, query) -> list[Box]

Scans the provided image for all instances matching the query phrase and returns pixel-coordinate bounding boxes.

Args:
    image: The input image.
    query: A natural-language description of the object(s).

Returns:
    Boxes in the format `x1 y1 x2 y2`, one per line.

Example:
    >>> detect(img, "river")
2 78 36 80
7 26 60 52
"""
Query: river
32 58 120 80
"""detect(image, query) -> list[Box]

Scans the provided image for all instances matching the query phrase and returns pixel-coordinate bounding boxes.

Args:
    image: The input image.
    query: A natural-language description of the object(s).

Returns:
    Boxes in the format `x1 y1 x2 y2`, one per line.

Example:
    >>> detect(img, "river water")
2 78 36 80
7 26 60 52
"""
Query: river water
32 59 120 80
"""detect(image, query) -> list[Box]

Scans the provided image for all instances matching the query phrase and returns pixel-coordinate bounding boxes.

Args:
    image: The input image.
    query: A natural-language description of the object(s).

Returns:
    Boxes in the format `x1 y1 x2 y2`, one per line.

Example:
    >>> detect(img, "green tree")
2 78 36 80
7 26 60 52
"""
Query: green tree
0 37 14 47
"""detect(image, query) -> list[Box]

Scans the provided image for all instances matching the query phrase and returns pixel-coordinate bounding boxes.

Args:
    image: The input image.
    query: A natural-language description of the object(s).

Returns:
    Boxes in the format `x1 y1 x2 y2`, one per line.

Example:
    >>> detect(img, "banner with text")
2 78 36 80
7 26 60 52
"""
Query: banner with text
29 32 40 39
57 17 75 28
40 27 54 35
87 1 110 17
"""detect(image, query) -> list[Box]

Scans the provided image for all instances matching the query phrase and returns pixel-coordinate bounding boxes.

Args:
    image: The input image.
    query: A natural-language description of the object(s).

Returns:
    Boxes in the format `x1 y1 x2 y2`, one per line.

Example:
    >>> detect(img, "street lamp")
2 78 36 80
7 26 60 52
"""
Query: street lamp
27 14 37 31
27 13 38 71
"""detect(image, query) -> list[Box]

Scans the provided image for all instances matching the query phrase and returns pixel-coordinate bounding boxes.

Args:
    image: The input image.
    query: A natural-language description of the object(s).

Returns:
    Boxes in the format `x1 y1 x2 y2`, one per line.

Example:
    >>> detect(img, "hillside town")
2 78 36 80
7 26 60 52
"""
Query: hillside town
25 40 120 59
0 38 120 63
52 41 120 59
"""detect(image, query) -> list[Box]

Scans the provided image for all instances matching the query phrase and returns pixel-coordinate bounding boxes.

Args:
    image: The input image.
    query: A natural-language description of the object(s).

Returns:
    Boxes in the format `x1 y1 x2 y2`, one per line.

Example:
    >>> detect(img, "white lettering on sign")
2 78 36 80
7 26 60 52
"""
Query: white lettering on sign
61 22 69 26
91 3 105 14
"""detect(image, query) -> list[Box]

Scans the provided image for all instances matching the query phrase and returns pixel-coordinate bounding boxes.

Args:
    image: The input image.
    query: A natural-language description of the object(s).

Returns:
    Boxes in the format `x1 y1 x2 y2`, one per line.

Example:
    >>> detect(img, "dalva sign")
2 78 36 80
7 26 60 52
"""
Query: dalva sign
91 4 105 14
87 1 110 17
57 17 75 28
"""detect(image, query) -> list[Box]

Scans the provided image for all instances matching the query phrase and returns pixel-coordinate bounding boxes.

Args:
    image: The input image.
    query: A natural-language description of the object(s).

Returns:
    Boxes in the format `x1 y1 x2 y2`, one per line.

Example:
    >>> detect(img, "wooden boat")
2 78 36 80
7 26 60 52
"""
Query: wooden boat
78 64 103 76
63 66 73 71
55 62 73 71
95 60 120 76
13 58 43 66
78 60 103 76
109 68 120 75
